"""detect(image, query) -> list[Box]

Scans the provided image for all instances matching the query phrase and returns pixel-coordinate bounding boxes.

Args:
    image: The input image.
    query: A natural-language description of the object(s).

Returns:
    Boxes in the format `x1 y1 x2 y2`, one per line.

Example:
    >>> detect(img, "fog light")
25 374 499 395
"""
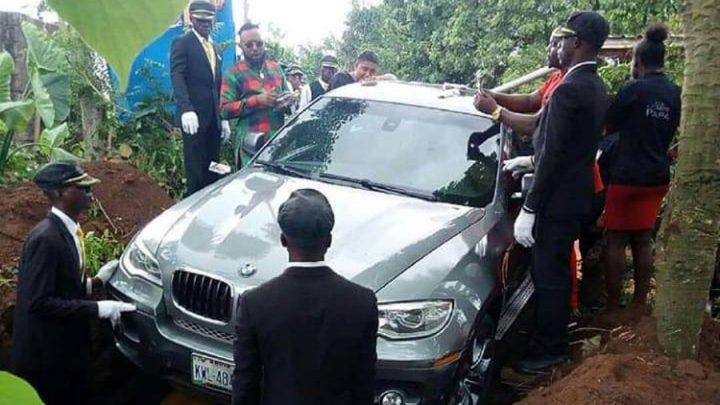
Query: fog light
379 390 405 405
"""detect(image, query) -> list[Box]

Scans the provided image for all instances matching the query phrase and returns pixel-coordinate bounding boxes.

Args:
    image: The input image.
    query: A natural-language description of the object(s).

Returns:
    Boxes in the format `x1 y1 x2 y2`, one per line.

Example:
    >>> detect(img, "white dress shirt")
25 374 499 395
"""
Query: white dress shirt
287 261 328 268
51 206 83 270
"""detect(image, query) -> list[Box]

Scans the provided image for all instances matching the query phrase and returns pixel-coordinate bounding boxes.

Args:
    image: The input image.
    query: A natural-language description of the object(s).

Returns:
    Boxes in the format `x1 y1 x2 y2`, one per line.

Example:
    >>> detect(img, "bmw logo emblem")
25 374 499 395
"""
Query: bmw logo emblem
238 263 257 277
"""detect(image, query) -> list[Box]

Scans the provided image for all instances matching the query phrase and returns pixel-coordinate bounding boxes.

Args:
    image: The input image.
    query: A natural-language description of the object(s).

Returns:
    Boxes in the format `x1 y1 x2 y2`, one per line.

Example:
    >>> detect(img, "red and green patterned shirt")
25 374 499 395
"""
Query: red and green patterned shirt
220 59 288 153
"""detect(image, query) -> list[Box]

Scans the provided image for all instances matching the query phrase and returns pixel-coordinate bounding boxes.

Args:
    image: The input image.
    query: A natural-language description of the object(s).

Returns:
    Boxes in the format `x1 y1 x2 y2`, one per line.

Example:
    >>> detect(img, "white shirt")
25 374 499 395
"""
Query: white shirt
51 206 83 270
565 61 597 78
288 261 328 268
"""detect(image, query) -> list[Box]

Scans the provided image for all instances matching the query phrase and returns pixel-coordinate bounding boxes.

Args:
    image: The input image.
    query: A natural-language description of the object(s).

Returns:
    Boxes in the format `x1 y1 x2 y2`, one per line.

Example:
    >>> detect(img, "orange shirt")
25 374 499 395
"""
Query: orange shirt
537 70 564 108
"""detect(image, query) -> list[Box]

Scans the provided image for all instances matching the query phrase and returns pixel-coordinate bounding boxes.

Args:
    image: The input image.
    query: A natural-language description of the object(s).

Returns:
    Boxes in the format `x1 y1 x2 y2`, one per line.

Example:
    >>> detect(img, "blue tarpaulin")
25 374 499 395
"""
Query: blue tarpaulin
120 0 236 118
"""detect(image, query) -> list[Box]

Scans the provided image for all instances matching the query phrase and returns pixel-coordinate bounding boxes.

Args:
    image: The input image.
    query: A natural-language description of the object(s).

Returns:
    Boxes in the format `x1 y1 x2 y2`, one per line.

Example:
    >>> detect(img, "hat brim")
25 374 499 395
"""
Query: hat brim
321 62 339 69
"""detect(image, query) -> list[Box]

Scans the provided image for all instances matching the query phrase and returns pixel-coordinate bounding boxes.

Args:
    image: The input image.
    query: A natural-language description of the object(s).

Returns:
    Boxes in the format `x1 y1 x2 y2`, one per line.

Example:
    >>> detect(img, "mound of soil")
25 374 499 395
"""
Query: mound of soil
0 159 172 269
520 310 720 405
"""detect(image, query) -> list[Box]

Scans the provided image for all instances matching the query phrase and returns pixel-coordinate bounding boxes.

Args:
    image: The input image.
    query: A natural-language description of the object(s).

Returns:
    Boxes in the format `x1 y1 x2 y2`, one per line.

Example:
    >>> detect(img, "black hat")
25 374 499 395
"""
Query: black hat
189 0 216 20
559 11 609 49
33 160 100 191
320 55 339 69
278 189 334 246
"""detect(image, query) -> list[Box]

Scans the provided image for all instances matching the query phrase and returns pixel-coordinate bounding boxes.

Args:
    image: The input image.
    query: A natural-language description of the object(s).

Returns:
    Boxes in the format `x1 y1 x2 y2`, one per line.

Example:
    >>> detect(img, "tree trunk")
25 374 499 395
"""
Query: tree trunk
653 0 720 358
79 94 102 159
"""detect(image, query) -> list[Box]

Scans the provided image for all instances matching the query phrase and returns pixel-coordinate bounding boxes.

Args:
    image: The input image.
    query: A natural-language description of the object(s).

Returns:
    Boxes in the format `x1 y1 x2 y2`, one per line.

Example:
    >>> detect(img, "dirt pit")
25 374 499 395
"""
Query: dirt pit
0 159 173 269
519 308 720 405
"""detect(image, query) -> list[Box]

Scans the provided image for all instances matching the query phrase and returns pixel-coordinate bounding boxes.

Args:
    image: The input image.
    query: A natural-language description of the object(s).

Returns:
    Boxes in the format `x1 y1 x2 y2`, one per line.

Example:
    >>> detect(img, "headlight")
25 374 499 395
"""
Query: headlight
378 300 453 340
121 238 161 285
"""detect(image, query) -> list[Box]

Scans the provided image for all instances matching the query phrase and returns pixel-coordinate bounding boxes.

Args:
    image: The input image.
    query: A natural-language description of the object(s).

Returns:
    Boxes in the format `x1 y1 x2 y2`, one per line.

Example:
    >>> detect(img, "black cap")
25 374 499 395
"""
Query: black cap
189 0 216 20
320 55 339 69
33 160 100 191
561 11 609 49
278 189 334 246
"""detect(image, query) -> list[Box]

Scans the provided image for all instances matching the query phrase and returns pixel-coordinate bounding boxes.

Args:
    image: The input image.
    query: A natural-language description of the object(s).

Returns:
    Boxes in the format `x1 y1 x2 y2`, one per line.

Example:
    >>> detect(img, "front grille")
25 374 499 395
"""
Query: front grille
174 318 234 344
172 270 233 323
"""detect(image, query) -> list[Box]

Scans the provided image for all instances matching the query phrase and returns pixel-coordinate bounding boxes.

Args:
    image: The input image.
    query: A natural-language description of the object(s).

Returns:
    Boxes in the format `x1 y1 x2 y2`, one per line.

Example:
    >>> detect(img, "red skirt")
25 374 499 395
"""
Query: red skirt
604 184 669 230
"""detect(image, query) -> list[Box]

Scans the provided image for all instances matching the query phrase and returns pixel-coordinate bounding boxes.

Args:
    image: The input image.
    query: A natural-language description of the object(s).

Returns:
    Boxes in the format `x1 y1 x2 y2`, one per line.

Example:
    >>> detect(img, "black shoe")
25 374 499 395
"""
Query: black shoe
513 353 568 374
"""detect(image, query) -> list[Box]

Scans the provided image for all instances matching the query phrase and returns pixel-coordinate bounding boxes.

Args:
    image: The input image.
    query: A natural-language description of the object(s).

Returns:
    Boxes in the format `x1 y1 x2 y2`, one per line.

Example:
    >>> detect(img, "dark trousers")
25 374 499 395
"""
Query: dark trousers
15 367 87 405
532 216 580 355
183 122 221 196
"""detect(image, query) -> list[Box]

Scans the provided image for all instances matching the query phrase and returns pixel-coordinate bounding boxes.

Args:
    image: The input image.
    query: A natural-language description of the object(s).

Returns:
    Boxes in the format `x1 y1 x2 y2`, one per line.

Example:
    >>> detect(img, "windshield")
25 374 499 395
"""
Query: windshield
256 97 500 207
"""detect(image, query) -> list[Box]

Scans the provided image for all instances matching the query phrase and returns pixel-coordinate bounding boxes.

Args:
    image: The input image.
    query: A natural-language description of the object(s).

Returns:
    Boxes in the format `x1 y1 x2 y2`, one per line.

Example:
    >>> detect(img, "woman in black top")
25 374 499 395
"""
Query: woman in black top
603 24 682 310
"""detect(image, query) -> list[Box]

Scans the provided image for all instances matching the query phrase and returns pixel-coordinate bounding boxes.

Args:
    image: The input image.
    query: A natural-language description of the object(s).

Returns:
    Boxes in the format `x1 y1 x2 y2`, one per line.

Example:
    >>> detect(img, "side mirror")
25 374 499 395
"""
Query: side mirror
242 132 267 157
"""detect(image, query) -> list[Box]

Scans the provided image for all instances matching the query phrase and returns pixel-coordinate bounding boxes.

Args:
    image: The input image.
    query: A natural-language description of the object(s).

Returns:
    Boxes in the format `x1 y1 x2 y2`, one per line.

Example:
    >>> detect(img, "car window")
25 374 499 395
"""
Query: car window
257 97 499 207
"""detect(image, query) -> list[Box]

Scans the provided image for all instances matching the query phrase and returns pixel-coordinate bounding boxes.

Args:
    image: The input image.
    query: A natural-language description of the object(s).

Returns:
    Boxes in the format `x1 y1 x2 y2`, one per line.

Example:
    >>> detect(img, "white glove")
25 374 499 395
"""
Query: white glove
514 209 536 248
181 111 199 135
95 259 119 285
97 301 137 328
502 156 534 178
221 120 231 141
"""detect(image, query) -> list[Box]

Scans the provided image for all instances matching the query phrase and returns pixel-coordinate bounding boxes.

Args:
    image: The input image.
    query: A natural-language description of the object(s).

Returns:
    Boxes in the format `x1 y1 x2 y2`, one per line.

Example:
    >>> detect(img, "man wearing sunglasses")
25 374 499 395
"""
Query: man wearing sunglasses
220 22 290 168
170 0 231 196
12 161 135 404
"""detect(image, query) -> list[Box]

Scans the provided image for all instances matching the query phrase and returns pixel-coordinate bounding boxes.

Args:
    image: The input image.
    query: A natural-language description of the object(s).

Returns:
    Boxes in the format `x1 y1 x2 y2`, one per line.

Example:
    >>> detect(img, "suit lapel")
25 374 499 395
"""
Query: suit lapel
190 32 215 78
48 214 82 281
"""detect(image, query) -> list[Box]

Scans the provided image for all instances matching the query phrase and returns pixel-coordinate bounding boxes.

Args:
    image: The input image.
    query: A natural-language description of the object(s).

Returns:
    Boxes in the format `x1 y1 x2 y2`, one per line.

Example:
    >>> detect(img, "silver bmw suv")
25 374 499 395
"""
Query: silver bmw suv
107 81 533 404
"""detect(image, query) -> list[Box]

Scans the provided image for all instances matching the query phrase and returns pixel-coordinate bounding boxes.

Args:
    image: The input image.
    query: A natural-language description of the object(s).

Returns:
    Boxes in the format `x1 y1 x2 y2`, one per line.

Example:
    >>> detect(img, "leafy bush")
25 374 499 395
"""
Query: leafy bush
83 229 124 277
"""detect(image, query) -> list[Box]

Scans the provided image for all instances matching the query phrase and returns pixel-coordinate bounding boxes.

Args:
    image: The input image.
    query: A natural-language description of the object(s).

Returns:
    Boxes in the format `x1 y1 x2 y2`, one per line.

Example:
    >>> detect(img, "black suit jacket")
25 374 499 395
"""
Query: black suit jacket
526 63 608 219
170 31 222 133
232 266 378 405
12 214 98 371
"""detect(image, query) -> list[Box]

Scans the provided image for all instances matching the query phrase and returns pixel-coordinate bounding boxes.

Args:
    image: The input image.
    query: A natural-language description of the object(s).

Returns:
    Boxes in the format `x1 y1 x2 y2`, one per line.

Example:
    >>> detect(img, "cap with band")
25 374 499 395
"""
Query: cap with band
560 11 609 49
189 0 216 20
34 160 100 191
285 64 304 76
320 55 339 69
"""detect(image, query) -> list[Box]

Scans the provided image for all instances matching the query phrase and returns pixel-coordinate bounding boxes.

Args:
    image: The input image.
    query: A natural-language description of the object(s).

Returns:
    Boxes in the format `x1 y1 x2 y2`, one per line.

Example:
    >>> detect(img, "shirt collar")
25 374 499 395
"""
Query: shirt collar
192 28 212 43
51 206 78 235
318 78 329 90
566 60 597 76
288 261 327 268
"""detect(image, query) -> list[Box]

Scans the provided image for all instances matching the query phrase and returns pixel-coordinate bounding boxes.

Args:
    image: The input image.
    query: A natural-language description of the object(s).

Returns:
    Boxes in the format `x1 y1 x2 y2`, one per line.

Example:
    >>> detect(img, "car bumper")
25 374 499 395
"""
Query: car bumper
109 284 460 404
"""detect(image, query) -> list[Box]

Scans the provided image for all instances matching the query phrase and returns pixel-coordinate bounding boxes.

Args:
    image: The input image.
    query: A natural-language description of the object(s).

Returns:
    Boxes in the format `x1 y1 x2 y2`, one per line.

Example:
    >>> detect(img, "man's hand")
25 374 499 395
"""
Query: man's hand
514 210 536 248
97 301 137 328
95 259 119 285
473 90 498 115
502 156 534 178
221 120 231 141
255 93 277 108
181 112 199 135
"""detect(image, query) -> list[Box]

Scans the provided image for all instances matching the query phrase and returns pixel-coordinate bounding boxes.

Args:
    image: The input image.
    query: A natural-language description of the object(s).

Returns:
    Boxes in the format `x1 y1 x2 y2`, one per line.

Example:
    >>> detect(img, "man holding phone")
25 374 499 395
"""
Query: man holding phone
220 22 289 168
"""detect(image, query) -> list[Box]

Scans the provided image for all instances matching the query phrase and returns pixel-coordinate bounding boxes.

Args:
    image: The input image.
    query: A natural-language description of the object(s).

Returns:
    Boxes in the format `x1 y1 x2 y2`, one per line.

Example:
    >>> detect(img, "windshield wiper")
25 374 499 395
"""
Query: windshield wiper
318 172 437 202
254 160 313 179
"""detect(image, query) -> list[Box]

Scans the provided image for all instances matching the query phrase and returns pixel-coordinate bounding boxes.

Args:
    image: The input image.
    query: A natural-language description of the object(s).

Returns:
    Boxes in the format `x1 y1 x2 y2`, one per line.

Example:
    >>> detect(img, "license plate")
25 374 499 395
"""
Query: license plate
191 353 234 391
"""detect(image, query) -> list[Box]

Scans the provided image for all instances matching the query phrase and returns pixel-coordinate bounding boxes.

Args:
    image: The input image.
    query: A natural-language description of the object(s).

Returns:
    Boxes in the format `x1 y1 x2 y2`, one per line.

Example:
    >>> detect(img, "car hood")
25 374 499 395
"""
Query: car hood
155 168 483 292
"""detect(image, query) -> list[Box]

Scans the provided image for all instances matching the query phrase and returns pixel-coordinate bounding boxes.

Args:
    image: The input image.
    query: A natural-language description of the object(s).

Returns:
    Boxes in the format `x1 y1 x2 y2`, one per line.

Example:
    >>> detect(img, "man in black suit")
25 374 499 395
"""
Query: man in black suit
170 0 231 196
12 161 136 404
232 189 378 405
298 54 339 109
509 12 610 371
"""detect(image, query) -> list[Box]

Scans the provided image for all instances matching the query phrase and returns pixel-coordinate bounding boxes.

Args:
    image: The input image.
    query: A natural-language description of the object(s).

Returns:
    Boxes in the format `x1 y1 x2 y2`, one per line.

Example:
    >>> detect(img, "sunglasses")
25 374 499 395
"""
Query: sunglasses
241 40 265 49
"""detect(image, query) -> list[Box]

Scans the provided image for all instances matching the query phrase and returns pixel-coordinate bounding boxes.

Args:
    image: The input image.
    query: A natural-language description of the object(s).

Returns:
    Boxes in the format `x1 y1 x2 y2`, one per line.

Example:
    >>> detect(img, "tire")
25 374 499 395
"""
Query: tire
447 316 497 405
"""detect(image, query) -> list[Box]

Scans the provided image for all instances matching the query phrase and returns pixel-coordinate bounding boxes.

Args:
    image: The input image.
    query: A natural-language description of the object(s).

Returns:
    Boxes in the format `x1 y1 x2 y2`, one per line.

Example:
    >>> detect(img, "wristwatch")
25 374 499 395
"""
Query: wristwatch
491 106 503 123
